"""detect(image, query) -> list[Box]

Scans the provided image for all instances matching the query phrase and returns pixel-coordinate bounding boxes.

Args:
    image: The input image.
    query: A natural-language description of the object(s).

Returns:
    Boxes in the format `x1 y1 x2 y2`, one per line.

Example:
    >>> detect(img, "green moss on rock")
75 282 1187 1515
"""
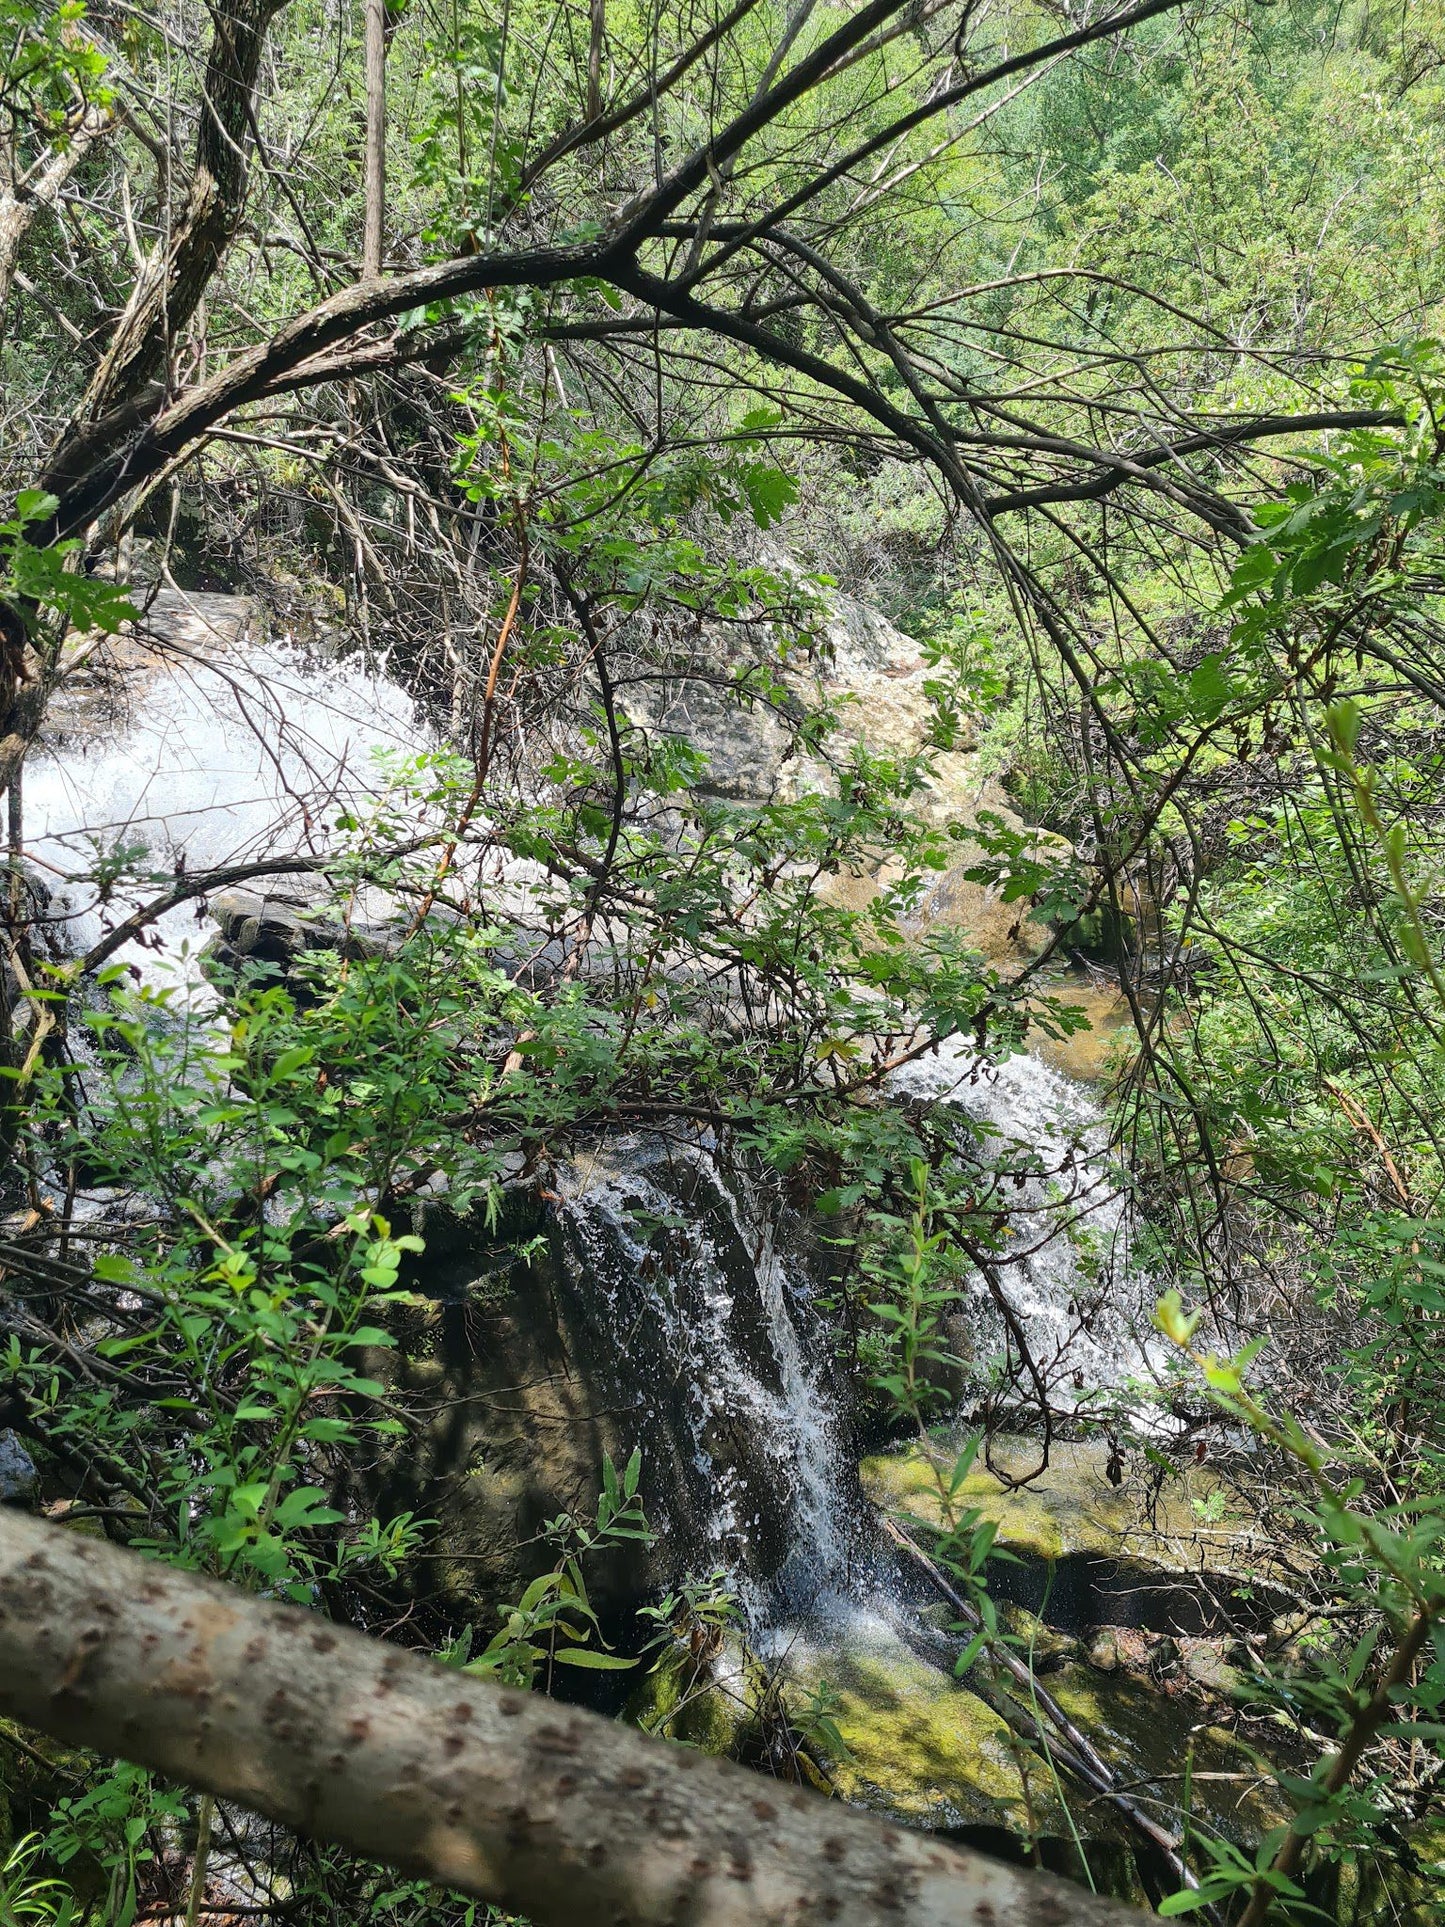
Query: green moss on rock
1042 1664 1289 1842
626 1638 756 1756
861 1434 1273 1574
782 1627 1082 1835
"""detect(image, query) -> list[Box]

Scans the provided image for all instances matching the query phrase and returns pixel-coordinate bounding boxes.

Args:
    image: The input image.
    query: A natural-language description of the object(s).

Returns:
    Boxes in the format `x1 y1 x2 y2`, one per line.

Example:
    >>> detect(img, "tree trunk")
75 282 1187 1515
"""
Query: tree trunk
362 0 386 279
62 0 289 443
0 104 113 317
0 1509 1140 1927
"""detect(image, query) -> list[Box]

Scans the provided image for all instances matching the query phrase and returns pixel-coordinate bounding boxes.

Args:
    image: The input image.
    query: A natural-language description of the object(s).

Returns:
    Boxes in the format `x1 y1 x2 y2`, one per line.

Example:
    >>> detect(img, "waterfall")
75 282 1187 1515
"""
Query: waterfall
553 1136 859 1622
893 1039 1167 1407
18 612 1160 1635
25 624 430 993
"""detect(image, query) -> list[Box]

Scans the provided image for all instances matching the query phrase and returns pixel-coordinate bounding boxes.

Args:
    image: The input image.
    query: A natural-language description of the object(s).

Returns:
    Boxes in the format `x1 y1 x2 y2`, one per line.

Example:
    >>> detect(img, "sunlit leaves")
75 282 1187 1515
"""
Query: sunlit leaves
2 490 136 640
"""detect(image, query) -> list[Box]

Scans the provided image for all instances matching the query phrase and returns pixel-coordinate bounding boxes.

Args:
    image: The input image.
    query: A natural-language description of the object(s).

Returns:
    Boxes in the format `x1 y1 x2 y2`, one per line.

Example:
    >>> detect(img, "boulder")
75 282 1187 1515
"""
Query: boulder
862 1434 1297 1635
203 879 401 984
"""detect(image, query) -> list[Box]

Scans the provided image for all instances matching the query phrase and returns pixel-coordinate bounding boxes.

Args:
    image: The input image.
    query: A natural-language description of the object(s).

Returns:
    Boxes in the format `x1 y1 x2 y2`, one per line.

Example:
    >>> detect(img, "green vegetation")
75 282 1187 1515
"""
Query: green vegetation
5 0 1445 1919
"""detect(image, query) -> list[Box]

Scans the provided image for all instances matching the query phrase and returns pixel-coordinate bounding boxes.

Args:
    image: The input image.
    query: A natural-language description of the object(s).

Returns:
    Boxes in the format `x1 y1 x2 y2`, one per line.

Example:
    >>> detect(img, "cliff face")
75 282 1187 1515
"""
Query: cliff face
372 1137 861 1633
632 576 1060 966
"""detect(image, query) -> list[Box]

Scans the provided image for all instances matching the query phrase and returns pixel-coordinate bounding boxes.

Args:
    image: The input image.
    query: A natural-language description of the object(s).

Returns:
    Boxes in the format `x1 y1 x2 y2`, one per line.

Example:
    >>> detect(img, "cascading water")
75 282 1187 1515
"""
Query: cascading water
551 1135 859 1623
17 604 1157 1637
893 1039 1169 1413
25 613 431 993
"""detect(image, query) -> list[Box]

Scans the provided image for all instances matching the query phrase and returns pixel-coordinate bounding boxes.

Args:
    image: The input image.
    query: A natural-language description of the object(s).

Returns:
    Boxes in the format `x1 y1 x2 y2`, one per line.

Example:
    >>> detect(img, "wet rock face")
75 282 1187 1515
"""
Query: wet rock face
374 1137 861 1629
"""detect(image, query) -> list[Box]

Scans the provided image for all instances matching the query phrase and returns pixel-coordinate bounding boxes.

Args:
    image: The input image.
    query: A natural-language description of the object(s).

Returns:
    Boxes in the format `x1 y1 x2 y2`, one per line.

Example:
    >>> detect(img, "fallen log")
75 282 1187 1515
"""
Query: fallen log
0 1507 1142 1926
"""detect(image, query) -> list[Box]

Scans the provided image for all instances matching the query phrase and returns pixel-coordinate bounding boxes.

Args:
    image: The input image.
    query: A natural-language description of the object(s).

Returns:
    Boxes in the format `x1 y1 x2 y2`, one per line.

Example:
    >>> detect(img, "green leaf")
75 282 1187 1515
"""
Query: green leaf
740 462 798 530
1186 651 1232 722
550 1647 638 1669
953 1630 988 1678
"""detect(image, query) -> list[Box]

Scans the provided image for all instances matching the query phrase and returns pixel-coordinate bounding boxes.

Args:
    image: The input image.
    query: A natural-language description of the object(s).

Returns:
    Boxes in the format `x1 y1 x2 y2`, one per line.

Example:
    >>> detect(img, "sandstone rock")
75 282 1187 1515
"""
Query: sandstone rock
632 580 1061 967
39 589 261 749
1028 976 1133 1084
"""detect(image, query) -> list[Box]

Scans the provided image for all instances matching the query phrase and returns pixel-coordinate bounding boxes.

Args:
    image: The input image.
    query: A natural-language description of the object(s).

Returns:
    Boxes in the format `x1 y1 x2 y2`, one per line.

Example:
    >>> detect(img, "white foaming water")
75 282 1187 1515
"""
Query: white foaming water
555 1139 853 1623
25 640 431 992
721 1169 856 1614
894 1038 1168 1405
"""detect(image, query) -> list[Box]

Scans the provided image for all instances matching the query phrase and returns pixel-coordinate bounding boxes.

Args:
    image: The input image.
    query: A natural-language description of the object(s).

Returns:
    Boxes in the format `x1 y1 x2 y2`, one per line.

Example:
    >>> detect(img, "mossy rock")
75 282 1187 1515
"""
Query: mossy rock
626 1638 757 1757
782 1625 1294 1881
779 1623 1098 1837
1320 1823 1445 1925
863 1436 1297 1634
862 1436 1238 1564
1040 1663 1290 1844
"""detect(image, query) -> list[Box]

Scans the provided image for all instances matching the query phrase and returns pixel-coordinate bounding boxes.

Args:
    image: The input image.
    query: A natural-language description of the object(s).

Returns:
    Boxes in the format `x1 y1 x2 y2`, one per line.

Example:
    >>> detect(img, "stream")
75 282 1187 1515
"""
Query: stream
20 602 1188 1864
29 610 1153 1577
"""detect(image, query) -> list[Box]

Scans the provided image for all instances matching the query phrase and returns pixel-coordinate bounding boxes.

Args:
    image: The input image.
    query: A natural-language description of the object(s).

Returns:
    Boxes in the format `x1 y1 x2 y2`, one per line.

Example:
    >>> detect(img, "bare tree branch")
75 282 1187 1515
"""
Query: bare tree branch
0 102 113 314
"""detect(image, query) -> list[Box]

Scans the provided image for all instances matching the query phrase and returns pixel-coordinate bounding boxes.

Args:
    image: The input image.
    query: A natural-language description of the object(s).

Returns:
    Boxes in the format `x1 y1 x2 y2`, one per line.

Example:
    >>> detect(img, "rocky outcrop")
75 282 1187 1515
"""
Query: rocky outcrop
203 878 404 986
39 589 260 749
635 583 1061 966
373 1138 859 1631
